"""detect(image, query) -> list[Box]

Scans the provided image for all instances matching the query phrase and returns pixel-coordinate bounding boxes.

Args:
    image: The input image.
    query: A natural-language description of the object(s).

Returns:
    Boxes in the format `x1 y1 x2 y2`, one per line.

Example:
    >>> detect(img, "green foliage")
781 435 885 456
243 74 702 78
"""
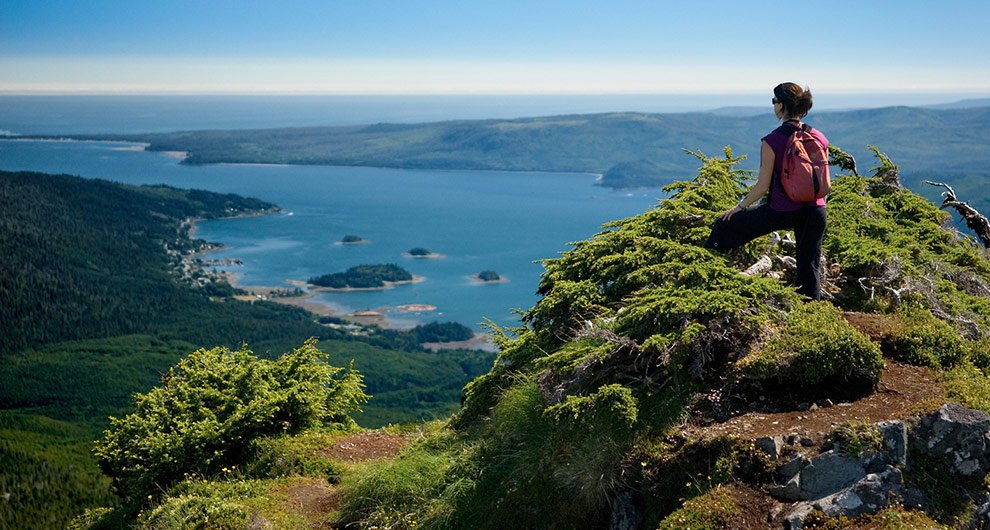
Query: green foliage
408 247 432 256
341 234 364 243
826 421 883 458
308 263 413 288
879 307 968 368
545 383 638 429
338 428 464 530
135 477 315 530
967 338 990 373
95 340 368 505
527 148 796 366
737 302 883 387
656 485 739 530
938 363 990 414
139 495 253 530
244 431 349 480
823 161 990 336
853 506 950 529
0 436 116 530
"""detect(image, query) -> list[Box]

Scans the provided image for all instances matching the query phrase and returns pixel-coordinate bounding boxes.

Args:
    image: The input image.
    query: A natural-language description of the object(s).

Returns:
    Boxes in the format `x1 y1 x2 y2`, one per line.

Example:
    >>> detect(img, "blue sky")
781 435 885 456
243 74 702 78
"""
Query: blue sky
2 0 988 94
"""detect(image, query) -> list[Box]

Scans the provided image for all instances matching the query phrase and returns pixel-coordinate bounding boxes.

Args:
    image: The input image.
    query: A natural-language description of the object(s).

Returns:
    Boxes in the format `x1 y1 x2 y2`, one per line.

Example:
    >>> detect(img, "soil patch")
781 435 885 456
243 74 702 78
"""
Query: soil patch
724 482 779 530
281 478 339 530
843 311 898 342
316 431 409 463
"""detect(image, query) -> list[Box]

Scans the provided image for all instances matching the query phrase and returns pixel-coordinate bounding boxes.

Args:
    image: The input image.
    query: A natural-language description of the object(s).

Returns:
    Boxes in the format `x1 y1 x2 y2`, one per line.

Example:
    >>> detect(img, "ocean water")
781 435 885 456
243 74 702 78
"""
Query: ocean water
0 139 660 329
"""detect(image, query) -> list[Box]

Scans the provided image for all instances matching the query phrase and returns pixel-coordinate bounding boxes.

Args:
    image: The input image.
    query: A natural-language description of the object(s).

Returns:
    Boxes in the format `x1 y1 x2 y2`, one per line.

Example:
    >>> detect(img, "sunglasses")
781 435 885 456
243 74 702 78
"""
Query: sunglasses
772 98 780 104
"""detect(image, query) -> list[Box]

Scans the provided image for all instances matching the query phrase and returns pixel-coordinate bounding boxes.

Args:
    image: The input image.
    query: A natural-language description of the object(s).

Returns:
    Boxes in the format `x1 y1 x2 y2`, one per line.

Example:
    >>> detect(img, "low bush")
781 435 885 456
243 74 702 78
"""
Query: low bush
737 302 883 388
880 307 968 369
826 421 882 458
95 339 368 505
657 485 739 530
938 363 990 414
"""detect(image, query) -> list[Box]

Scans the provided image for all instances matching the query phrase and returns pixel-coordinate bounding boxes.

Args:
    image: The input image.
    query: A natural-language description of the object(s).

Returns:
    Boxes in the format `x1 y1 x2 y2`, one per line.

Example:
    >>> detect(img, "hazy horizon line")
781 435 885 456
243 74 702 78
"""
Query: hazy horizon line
3 89 990 97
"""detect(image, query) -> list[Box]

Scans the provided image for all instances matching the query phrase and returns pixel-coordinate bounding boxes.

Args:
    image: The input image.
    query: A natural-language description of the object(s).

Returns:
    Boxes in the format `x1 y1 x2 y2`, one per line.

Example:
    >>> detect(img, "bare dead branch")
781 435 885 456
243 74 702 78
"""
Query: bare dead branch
924 180 990 248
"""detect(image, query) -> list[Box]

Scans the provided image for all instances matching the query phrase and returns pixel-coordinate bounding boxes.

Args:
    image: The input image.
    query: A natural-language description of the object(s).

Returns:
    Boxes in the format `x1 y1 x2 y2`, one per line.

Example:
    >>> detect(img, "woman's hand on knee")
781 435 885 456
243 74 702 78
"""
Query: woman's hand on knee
721 205 743 221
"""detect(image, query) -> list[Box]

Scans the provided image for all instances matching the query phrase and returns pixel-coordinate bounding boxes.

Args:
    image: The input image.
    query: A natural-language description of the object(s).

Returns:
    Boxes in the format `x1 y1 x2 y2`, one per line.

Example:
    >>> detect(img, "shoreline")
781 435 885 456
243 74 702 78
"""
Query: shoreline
177 203 497 348
185 208 280 240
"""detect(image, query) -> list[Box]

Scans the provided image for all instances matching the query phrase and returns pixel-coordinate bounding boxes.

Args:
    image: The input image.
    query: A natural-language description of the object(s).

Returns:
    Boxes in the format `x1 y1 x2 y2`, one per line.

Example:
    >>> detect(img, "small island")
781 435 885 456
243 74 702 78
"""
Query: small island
472 270 508 284
308 264 416 290
403 247 444 259
337 234 368 245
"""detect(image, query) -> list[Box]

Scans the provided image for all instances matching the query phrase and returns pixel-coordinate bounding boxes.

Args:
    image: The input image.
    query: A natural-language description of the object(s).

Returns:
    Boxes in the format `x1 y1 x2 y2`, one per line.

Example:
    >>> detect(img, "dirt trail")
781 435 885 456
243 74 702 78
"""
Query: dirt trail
689 361 943 445
285 431 410 529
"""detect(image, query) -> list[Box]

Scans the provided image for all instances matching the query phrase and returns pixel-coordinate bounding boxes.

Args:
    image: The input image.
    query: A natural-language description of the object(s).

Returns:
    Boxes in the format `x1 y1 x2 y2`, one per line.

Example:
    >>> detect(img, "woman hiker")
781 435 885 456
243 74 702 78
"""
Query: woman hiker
703 82 828 300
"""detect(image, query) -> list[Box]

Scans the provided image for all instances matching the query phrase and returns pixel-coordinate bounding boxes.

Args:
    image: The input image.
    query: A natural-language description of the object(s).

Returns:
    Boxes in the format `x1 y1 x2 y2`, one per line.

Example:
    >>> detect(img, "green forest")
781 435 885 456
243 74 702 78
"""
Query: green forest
0 171 493 529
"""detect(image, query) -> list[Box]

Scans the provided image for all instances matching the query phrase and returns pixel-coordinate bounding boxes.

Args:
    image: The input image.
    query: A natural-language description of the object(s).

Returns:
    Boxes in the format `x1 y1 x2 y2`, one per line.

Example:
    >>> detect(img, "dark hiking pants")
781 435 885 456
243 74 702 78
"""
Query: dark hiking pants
703 204 827 300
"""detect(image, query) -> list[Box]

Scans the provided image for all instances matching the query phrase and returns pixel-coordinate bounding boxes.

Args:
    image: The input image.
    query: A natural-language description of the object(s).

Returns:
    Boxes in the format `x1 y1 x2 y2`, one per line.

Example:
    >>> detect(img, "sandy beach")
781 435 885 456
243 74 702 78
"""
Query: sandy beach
402 252 445 259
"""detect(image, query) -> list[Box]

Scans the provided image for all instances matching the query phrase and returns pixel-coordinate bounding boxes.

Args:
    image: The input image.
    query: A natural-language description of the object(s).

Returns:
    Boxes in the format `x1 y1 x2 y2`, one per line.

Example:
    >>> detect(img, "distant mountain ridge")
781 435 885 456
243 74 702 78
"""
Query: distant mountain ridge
65 105 990 200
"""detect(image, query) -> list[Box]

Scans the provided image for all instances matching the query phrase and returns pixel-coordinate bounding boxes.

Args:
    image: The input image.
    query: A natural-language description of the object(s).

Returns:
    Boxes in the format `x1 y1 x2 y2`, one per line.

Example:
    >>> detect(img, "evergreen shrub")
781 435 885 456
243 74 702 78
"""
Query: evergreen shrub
95 339 367 505
737 302 883 388
137 495 251 529
880 307 967 369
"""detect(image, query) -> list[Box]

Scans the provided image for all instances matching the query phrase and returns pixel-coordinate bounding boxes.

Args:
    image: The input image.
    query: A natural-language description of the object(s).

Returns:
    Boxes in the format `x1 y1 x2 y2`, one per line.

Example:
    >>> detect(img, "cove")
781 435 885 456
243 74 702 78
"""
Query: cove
0 139 662 329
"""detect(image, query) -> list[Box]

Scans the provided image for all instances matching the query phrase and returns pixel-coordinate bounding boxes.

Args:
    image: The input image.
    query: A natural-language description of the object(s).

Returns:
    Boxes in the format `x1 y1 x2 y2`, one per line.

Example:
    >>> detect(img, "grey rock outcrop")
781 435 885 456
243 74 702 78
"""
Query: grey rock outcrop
776 406 990 529
877 420 908 467
809 467 903 519
797 451 867 500
756 435 784 460
913 403 990 476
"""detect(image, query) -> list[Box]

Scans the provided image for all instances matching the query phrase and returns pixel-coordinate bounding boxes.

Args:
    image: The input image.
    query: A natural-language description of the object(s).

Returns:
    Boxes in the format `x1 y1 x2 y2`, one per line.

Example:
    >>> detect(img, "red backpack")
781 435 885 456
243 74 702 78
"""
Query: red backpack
780 124 830 202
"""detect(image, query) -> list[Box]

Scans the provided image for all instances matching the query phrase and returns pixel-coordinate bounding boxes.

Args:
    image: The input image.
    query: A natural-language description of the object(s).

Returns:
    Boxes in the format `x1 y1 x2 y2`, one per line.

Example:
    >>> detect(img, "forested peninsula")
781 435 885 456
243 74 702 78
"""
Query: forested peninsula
65 106 990 209
0 170 494 528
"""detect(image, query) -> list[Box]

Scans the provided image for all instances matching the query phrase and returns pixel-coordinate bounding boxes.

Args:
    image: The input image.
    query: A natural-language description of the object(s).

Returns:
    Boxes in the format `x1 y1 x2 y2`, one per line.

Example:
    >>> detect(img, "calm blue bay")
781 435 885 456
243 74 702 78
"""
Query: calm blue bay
0 138 660 330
